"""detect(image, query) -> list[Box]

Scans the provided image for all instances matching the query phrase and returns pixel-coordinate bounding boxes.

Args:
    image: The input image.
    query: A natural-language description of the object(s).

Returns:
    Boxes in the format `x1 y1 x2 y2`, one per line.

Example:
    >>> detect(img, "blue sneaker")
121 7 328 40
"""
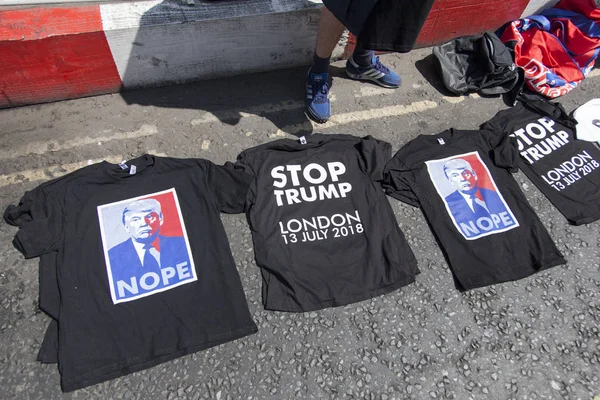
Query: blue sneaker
305 72 331 123
346 55 402 88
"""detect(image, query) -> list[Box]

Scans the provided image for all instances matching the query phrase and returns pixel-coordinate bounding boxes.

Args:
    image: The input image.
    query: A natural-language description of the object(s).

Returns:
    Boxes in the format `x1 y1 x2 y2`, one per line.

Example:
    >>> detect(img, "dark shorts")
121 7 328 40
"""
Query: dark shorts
323 0 436 53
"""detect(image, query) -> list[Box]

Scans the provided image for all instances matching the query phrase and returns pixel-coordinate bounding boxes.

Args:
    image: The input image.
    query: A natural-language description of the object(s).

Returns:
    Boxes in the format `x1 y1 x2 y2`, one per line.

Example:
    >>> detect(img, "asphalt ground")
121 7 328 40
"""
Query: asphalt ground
1 48 599 400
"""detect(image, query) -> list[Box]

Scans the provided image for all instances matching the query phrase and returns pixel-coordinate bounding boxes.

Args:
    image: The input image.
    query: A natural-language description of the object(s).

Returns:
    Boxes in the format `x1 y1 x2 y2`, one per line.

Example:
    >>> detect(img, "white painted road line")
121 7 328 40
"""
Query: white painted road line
442 96 466 104
5 67 599 185
275 100 439 136
190 82 408 126
0 152 168 188
190 78 501 128
354 86 394 98
1 100 438 185
0 157 122 188
0 125 157 160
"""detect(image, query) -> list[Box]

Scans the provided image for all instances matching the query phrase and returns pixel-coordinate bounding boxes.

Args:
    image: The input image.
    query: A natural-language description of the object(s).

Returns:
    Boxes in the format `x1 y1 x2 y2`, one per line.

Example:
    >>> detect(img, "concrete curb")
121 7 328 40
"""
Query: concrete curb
0 0 556 109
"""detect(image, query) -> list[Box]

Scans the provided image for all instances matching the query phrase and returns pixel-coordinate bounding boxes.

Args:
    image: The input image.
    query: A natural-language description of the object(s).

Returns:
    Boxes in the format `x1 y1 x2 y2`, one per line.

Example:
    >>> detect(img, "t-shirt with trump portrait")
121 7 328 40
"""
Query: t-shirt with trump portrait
3 155 258 392
234 134 419 312
383 128 566 291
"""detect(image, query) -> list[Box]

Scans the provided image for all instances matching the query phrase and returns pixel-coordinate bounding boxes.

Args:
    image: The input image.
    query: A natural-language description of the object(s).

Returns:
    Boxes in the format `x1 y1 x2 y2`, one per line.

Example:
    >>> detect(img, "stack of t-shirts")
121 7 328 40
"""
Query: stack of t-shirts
383 128 566 291
4 155 257 392
234 134 419 312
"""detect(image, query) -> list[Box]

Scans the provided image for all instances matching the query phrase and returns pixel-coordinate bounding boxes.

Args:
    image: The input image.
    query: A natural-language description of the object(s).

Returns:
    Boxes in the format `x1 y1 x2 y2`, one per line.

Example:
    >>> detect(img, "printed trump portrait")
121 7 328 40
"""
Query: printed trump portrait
425 152 519 240
97 188 197 304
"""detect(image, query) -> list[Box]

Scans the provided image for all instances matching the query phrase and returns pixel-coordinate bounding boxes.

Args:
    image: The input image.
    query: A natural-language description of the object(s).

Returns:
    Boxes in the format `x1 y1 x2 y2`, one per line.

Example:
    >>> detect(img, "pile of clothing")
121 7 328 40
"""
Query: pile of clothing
433 0 600 100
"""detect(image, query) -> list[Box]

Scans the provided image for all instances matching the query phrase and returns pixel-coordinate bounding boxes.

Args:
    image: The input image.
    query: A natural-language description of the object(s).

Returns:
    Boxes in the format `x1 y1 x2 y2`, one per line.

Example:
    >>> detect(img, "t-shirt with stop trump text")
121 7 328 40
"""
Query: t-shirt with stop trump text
234 134 419 312
482 100 600 225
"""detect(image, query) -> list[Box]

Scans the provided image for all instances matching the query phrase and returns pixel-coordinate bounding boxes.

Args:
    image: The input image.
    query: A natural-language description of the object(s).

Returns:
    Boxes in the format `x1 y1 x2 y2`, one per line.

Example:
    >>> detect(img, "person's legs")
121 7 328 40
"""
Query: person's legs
346 46 402 88
314 7 346 61
306 6 346 123
351 48 375 68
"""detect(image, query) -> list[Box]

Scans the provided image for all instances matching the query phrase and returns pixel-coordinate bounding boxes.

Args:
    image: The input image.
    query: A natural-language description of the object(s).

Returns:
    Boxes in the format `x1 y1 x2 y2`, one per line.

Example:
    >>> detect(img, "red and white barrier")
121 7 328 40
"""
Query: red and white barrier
0 0 558 109
0 6 122 108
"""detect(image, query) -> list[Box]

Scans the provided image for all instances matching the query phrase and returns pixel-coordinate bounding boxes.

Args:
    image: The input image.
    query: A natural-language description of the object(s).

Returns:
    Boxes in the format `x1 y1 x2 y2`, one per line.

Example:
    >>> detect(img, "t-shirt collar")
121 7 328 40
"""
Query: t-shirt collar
102 154 158 179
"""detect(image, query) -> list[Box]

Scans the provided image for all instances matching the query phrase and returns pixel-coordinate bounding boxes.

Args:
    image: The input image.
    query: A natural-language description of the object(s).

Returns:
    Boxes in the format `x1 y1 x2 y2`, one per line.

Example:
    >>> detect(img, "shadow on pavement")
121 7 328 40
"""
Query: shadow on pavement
119 0 316 137
121 66 314 136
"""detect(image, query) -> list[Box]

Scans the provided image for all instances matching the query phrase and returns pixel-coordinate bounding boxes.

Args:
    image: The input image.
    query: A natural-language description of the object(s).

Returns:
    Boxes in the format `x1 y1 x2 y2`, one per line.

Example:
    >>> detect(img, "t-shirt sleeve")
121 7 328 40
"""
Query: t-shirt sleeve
355 136 393 181
206 161 252 214
3 187 64 258
484 129 520 172
231 151 258 210
382 157 421 208
480 116 500 133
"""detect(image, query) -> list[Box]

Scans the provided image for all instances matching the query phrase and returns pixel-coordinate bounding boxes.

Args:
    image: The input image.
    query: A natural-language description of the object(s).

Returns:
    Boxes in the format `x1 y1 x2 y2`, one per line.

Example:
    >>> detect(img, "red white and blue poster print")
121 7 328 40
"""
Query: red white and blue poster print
500 0 600 98
97 188 197 304
425 152 519 240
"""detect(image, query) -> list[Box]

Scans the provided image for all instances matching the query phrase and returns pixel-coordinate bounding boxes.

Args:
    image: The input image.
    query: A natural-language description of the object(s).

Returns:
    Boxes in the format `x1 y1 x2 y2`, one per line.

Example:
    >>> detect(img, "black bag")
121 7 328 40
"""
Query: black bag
432 32 520 96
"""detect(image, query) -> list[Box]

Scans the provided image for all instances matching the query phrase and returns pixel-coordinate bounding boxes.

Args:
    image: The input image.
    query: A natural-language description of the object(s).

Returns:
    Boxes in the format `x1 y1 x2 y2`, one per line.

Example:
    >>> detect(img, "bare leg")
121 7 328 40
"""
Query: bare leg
315 6 346 59
305 6 343 123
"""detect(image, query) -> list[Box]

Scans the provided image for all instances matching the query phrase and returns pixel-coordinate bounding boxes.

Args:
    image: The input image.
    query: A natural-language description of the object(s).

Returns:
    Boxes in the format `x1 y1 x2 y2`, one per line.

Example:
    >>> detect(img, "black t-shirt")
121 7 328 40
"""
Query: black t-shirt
383 129 566 291
235 134 419 312
482 101 600 225
3 155 258 392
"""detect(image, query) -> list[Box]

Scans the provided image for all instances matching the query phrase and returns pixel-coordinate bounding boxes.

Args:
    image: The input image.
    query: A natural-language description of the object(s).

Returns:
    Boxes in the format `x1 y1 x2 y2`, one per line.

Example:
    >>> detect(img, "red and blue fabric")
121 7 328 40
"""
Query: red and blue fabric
500 0 600 98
